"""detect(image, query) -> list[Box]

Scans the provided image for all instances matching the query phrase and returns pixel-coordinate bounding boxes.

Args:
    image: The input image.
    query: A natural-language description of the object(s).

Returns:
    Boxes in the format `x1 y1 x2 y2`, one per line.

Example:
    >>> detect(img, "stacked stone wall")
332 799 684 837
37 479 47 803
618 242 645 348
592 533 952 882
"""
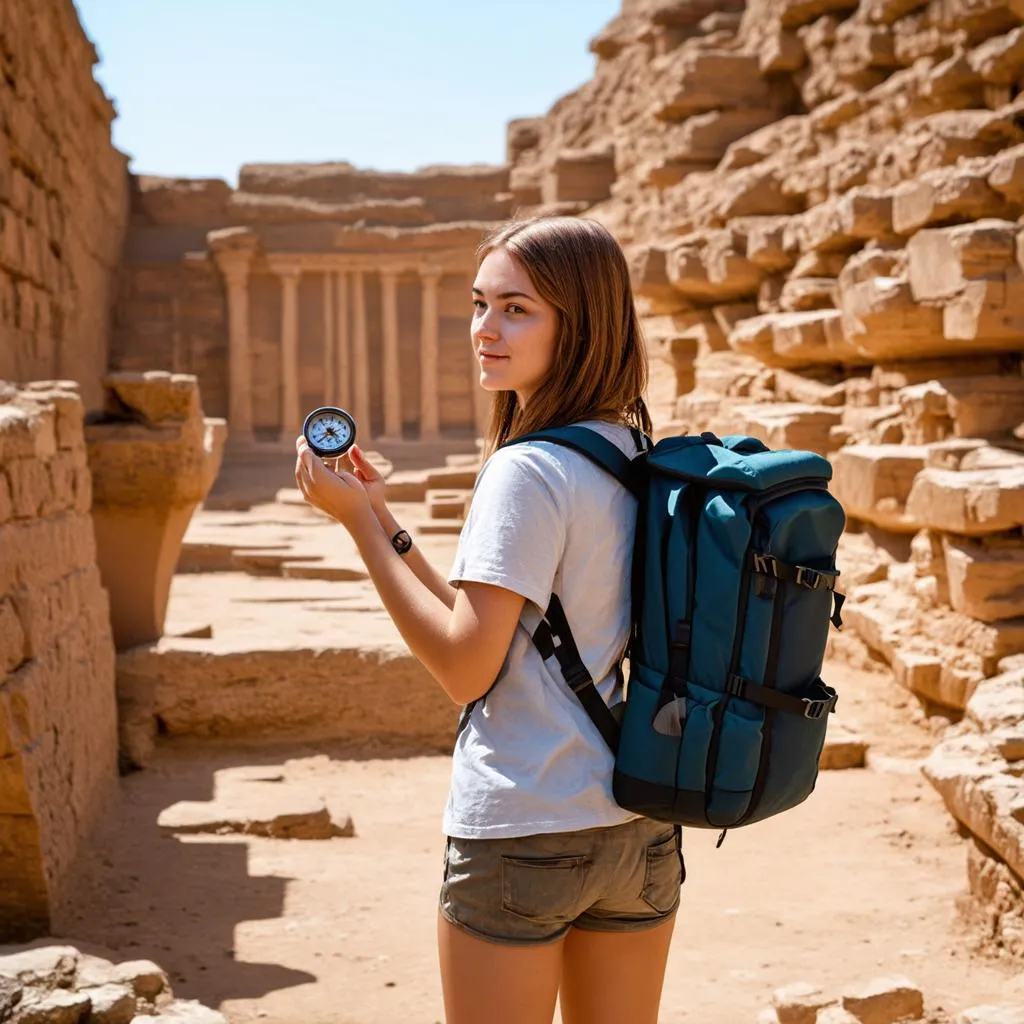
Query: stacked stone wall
0 0 129 411
507 0 1024 955
0 381 118 941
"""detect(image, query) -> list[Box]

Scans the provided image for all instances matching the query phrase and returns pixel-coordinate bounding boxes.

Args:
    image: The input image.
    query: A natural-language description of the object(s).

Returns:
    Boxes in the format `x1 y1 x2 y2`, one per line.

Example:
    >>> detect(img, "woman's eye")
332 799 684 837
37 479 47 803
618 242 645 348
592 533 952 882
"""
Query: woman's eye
507 304 525 315
472 299 486 311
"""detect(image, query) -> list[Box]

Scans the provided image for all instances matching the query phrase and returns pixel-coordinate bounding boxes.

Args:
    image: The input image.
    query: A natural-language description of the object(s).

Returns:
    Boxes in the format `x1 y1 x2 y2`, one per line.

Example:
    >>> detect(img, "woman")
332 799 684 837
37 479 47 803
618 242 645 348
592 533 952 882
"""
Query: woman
294 217 682 1024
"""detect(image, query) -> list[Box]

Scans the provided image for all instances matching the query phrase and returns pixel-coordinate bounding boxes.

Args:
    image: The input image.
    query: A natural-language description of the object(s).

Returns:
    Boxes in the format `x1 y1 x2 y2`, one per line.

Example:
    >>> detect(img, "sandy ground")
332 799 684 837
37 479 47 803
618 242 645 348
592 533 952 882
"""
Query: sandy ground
56 504 1024 1023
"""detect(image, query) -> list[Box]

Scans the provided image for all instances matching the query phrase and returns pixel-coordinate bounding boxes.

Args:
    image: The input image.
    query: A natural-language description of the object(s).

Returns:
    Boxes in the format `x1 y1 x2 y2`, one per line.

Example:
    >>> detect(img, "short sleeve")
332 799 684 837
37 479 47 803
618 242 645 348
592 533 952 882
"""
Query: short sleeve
448 444 570 612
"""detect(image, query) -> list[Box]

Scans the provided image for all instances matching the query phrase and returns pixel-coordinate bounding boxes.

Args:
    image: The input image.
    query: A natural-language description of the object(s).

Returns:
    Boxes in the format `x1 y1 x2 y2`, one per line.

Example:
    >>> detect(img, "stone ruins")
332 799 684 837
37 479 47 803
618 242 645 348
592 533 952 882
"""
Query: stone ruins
116 166 508 445
2 0 1024 1019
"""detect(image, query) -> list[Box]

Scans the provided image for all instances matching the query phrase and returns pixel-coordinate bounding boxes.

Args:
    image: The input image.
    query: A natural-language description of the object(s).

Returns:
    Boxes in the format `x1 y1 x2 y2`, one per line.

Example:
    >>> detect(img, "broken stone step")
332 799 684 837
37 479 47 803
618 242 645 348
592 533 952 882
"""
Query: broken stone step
905 465 1024 535
158 783 354 840
819 726 868 770
830 444 929 532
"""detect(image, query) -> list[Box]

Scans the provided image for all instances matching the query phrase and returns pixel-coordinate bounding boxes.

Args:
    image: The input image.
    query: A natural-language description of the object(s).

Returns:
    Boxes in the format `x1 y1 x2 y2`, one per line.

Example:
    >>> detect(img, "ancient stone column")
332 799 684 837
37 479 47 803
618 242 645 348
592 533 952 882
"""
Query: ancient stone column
335 270 351 410
419 265 443 440
380 267 402 440
323 271 334 405
276 264 302 438
351 268 371 437
208 228 258 441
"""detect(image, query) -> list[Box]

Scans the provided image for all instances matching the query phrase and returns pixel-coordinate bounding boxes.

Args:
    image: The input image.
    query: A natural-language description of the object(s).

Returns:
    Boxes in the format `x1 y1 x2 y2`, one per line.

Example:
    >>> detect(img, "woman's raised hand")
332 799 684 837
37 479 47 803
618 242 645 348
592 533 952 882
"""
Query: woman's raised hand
294 436 373 530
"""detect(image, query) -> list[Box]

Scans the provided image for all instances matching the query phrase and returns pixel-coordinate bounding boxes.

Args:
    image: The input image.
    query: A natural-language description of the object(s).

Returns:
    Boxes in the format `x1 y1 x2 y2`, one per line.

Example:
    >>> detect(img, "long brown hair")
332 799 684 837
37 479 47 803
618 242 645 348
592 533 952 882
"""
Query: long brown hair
476 217 652 457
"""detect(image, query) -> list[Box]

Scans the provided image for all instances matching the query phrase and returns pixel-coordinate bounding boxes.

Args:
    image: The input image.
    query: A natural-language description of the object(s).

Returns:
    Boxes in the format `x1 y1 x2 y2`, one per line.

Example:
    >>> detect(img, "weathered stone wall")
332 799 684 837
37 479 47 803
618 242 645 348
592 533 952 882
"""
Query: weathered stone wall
0 381 118 941
506 0 1024 955
0 0 129 411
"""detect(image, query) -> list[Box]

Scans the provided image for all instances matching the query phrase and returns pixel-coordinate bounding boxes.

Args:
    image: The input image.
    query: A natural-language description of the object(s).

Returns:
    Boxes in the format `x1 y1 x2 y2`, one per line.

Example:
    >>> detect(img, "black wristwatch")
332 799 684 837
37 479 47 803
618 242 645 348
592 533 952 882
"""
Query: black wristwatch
391 529 413 555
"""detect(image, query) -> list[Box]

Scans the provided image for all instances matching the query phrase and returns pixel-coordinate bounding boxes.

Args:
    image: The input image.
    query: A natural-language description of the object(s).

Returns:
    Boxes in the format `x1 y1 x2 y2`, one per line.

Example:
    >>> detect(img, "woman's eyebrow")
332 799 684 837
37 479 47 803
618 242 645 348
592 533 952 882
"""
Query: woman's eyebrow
471 287 534 300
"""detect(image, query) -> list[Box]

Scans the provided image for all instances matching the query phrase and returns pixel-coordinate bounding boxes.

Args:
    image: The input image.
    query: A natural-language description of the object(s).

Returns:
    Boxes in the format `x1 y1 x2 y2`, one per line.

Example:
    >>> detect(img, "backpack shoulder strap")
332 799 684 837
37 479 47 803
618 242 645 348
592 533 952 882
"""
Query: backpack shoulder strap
503 425 643 498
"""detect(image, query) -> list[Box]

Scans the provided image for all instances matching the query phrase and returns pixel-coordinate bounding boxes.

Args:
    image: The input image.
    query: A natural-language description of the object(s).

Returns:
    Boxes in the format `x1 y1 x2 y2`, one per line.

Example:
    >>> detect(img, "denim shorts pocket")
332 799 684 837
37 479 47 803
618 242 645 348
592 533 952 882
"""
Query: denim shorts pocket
500 855 589 923
641 832 681 914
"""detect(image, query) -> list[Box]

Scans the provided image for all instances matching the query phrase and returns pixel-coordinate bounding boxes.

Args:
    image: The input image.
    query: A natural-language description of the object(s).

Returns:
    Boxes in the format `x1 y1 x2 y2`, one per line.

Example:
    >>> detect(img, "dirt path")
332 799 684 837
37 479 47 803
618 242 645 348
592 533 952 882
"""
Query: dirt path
61 657 1021 1024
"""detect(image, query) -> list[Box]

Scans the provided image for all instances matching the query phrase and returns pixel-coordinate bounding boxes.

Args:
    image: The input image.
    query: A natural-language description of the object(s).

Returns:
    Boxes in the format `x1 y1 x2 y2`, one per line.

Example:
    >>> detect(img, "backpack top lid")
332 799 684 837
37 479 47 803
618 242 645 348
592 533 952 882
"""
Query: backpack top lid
647 434 833 491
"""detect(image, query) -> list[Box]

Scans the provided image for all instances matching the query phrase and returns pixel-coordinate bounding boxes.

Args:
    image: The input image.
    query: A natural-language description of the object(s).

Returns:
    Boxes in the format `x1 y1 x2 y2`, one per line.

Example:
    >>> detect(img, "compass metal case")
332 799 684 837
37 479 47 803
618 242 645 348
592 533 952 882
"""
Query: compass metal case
302 406 357 459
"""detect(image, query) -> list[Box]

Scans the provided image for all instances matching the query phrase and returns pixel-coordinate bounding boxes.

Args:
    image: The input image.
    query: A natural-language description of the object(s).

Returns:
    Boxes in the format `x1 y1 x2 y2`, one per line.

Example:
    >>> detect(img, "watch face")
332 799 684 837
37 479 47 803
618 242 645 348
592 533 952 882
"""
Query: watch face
303 406 357 458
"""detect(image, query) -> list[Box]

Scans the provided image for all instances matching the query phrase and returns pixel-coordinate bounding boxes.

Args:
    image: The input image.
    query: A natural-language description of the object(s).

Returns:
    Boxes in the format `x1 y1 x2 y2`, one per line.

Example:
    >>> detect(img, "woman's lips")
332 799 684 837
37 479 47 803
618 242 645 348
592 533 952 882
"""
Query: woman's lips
478 352 508 362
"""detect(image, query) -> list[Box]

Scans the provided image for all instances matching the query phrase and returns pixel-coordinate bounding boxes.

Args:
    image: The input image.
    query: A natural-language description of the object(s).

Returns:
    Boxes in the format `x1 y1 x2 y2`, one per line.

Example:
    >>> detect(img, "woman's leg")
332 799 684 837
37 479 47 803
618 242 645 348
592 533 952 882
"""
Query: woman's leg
558 914 677 1024
438 913 564 1024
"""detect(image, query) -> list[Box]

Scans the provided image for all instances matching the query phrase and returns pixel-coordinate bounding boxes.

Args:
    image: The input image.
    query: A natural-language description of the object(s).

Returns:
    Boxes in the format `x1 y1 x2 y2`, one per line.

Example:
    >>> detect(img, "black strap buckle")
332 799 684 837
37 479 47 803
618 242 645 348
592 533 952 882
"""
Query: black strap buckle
802 694 833 719
795 566 823 589
726 674 747 698
563 662 593 694
752 553 778 577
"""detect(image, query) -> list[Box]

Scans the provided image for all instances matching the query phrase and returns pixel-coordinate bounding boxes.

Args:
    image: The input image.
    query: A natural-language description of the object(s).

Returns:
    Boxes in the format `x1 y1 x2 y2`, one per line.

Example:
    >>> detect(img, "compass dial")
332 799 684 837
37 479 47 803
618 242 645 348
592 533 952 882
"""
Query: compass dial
302 406 357 458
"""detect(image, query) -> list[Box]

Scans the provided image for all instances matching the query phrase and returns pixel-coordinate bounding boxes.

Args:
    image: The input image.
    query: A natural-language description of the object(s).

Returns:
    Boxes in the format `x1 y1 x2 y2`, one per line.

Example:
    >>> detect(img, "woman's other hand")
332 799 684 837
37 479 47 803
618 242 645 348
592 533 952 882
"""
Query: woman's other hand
294 436 374 531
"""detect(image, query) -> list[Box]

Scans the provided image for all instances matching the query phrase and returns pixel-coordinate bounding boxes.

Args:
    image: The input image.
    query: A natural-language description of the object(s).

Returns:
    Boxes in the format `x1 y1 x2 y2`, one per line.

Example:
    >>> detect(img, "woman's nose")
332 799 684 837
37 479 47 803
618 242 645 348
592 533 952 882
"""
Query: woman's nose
475 309 500 340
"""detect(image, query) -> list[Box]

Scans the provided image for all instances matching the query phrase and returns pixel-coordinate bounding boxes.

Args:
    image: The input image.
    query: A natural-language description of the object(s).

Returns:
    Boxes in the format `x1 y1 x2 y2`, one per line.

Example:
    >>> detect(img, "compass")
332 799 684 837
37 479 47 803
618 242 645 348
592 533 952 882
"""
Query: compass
302 406 357 459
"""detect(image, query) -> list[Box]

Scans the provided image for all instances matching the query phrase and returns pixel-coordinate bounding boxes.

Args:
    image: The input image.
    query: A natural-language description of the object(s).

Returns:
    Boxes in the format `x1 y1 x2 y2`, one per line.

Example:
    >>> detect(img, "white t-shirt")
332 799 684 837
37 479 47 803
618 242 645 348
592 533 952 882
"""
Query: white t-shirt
444 420 641 839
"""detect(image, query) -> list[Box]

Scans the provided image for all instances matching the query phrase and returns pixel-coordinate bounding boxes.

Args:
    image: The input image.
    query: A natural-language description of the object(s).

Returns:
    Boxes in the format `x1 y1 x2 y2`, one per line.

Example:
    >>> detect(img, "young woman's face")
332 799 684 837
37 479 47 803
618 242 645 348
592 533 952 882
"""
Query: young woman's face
471 248 560 407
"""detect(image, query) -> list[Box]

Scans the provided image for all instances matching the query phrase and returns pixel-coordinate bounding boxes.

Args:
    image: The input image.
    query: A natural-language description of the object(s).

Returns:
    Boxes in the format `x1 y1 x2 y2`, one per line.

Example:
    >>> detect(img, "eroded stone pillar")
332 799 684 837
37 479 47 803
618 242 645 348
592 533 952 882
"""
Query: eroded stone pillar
351 269 371 437
86 371 226 651
275 264 302 438
208 228 258 441
380 267 402 439
419 265 443 440
335 271 351 410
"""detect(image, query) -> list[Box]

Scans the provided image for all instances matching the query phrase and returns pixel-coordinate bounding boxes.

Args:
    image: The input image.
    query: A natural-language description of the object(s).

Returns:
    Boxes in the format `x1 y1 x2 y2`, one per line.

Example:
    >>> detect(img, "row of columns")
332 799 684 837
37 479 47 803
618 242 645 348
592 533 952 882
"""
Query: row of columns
214 249 447 443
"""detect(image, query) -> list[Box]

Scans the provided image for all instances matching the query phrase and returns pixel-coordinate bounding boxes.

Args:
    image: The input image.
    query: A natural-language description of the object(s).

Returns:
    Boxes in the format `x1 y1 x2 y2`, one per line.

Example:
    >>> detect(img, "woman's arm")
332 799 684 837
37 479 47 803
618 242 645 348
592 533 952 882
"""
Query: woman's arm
296 438 522 704
375 505 458 611
351 516 524 704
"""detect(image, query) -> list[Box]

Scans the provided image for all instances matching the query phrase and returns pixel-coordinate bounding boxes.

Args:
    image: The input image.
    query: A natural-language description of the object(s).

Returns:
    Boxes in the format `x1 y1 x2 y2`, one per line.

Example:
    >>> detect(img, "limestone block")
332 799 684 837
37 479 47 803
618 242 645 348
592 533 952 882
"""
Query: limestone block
779 0 858 29
816 1009 860 1024
760 30 807 72
788 189 894 254
942 376 1024 438
924 438 989 470
873 109 1024 187
653 52 770 121
742 217 796 272
772 981 832 1024
81 982 136 1024
898 381 953 444
772 310 857 364
906 219 1017 302
987 144 1024 205
135 1000 228 1023
667 241 762 303
840 275 946 361
892 166 1012 235
943 267 1024 349
957 1008 1024 1024
862 0 925 25
923 734 1024 882
773 369 847 407
86 372 225 650
966 668 1024 762
675 109 783 164
969 26 1024 84
692 351 764 396
830 444 928 532
839 976 924 1024
905 466 1024 535
630 245 692 315
943 534 1024 622
732 403 842 454
543 147 616 205
509 165 542 206
779 277 837 311
12 988 91 1019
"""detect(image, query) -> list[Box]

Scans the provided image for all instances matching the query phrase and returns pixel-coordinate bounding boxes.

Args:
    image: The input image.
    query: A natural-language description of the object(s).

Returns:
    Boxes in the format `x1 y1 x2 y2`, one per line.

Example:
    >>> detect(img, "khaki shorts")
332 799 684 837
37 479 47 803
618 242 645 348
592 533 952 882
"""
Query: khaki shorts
439 817 685 946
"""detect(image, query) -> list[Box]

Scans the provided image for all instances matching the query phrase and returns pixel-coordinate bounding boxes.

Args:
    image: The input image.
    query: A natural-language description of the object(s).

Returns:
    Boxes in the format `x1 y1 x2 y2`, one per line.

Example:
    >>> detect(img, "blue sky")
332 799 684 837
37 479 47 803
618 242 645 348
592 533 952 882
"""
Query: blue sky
73 0 621 184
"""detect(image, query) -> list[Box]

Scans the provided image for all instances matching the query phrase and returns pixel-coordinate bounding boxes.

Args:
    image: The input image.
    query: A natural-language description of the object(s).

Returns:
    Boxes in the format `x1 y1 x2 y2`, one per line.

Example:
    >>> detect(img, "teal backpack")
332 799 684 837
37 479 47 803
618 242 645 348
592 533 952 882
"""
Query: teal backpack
500 427 847 836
